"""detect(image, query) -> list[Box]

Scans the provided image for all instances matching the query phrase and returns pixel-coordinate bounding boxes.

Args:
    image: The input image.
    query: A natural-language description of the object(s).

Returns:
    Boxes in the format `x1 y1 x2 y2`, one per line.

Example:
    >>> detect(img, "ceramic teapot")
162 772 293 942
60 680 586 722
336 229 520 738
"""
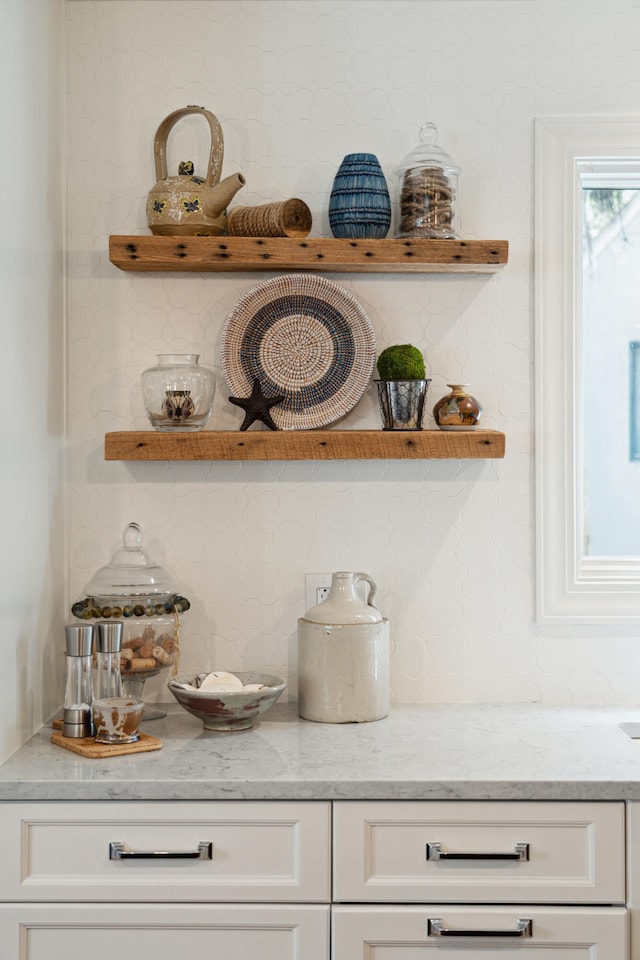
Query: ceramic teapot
146 105 245 236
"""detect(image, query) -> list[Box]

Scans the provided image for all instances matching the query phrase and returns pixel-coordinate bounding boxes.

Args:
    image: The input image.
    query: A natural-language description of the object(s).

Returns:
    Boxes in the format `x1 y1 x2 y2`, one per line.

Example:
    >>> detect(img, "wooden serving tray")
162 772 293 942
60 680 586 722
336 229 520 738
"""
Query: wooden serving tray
51 729 162 758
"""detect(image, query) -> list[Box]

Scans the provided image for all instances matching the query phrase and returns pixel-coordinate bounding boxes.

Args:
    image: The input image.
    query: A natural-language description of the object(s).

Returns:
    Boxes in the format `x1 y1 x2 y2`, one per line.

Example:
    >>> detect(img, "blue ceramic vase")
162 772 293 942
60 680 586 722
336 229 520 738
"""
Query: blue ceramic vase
328 153 391 239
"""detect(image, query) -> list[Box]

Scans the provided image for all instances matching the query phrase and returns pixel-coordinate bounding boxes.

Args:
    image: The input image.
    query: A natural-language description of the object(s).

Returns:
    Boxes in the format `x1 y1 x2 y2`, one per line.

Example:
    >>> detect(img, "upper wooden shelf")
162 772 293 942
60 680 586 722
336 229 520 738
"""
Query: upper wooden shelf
108 235 508 274
104 429 505 462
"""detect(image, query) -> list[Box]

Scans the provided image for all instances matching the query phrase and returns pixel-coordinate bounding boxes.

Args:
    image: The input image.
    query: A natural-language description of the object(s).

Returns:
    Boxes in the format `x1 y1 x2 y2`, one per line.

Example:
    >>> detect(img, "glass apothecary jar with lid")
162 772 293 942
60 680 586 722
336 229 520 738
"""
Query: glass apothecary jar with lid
395 122 461 239
71 522 190 719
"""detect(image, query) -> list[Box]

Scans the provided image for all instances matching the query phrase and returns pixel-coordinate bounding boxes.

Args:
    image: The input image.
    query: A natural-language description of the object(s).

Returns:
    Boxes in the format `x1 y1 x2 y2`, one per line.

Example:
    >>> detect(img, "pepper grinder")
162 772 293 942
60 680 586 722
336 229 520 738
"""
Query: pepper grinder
62 624 95 738
94 620 123 700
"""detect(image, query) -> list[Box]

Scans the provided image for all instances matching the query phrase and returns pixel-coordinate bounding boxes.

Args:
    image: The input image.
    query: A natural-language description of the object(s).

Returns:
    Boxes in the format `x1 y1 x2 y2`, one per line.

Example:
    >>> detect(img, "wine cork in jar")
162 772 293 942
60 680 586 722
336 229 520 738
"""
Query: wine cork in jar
399 165 455 237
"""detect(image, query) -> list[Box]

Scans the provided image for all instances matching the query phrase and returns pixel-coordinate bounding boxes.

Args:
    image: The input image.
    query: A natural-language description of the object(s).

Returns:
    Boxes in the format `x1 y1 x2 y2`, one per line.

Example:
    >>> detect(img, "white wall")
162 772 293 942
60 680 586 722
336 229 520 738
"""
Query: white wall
0 0 66 761
64 0 640 709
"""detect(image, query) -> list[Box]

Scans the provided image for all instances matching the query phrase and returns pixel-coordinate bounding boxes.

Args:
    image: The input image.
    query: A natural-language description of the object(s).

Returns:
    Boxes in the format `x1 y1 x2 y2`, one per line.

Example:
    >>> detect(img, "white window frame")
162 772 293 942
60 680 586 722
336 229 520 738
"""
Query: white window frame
535 116 640 623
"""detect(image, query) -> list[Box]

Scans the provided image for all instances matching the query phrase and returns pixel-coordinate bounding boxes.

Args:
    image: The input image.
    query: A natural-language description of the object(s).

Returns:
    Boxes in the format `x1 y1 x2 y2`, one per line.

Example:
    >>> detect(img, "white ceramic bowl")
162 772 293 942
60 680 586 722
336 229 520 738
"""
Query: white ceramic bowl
168 672 286 731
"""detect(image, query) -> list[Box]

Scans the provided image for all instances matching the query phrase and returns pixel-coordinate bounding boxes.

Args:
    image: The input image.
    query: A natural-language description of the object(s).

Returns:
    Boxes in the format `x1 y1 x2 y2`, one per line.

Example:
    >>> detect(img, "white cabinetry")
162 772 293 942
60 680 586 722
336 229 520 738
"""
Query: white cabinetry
332 800 627 958
0 801 331 959
0 798 629 958
0 903 329 960
0 800 330 902
332 906 627 957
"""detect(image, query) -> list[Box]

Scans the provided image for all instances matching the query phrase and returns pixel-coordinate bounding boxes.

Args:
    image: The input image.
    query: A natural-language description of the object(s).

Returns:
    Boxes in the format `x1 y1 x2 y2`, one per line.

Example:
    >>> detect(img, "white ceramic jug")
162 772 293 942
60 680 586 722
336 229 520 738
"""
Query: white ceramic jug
297 572 390 723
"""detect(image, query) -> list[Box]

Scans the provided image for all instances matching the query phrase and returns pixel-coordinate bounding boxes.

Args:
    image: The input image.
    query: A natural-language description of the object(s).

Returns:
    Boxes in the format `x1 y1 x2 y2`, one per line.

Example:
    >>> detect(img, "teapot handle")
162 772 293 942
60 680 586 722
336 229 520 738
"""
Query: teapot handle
353 572 378 608
153 105 224 188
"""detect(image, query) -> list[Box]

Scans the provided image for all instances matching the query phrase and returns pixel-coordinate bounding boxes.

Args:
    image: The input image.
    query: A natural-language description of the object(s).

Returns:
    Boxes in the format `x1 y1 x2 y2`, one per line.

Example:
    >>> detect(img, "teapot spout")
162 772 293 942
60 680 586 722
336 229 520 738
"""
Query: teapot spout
204 173 246 219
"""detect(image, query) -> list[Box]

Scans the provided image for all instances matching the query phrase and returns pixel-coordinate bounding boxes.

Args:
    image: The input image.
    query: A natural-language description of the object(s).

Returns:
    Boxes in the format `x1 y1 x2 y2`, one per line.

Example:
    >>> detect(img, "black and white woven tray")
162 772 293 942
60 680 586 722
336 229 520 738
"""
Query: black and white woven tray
221 274 376 430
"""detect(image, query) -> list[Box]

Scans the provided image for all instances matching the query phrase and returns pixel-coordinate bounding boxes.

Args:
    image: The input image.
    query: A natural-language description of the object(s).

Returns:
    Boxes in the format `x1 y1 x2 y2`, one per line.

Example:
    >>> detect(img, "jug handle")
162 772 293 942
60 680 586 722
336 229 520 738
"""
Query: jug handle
353 572 377 608
153 106 224 188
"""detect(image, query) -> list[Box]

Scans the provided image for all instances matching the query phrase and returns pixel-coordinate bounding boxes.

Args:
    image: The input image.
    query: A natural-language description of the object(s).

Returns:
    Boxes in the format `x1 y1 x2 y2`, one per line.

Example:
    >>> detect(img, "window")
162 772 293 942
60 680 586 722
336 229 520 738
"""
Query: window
582 180 640 556
535 117 640 622
630 342 640 462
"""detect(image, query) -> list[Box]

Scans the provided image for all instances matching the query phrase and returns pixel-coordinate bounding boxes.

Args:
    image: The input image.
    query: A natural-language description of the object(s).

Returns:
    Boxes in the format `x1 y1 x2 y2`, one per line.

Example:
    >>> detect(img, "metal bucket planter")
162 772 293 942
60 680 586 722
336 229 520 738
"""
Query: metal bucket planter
375 379 431 430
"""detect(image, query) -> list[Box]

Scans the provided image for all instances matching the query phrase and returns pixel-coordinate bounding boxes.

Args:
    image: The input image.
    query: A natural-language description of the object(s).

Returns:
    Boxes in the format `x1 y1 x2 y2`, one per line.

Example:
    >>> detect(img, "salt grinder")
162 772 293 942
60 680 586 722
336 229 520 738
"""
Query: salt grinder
62 624 95 738
95 620 124 700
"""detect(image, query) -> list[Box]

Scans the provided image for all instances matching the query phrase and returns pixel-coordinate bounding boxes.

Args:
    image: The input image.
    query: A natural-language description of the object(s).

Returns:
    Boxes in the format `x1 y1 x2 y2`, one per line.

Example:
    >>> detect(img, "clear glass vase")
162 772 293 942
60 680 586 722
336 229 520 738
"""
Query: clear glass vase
141 353 215 432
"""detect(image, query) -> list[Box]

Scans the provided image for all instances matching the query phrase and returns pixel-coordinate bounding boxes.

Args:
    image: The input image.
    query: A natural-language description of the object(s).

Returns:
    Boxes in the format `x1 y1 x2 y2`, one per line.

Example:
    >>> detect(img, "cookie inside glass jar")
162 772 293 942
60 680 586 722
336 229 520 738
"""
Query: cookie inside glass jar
395 122 461 239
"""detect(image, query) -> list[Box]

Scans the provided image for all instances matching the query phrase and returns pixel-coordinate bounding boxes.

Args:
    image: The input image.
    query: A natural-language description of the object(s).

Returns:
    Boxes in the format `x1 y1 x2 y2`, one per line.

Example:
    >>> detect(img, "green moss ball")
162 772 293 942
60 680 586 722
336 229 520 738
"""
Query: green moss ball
377 344 426 380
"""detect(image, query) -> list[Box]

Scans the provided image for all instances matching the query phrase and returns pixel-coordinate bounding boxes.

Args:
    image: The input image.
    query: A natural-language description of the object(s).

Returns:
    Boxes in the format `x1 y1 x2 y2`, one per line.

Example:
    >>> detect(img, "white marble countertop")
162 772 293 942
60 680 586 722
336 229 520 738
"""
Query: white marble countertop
3 702 640 802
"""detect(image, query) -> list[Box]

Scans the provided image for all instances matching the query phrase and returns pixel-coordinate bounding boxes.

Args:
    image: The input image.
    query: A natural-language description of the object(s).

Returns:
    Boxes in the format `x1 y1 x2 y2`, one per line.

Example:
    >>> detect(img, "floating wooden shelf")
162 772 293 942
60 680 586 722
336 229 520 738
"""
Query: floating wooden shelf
104 429 505 462
109 235 508 274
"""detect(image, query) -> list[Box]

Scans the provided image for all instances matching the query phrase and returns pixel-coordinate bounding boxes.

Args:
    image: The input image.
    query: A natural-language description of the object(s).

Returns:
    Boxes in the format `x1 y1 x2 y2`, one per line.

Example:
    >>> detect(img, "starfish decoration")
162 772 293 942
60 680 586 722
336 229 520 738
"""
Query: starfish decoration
228 378 285 431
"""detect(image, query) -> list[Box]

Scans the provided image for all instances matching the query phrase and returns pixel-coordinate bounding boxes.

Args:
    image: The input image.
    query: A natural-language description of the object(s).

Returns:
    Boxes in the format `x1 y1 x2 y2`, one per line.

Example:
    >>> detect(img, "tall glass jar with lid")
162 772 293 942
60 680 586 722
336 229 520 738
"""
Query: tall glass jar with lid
71 522 190 719
395 122 461 239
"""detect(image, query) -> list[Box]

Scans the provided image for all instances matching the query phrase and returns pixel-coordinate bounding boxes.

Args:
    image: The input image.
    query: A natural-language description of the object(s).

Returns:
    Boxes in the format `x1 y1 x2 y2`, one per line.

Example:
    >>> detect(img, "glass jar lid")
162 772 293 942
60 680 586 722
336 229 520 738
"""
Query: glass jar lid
396 122 461 175
82 522 174 599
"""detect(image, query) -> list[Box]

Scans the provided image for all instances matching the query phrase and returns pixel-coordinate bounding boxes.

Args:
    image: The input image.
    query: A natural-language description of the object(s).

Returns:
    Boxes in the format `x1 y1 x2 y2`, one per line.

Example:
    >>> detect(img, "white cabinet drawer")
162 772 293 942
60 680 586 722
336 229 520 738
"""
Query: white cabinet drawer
0 903 329 960
0 801 331 902
332 905 627 958
333 800 625 903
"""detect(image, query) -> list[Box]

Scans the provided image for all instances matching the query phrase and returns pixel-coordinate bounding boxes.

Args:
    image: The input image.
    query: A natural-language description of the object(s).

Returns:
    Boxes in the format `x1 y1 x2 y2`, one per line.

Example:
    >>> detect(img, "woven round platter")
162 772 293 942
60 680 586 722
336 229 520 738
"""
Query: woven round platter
221 274 376 430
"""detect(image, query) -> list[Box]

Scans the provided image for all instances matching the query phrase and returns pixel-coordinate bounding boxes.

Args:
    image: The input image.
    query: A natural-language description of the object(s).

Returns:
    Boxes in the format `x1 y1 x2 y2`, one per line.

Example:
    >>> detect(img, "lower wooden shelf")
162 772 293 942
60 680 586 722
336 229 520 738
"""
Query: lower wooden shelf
104 429 505 462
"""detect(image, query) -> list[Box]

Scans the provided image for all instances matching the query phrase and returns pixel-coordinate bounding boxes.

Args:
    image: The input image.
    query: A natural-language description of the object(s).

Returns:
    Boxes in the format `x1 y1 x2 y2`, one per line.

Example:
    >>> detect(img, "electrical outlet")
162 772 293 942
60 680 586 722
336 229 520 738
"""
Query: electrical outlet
305 573 332 612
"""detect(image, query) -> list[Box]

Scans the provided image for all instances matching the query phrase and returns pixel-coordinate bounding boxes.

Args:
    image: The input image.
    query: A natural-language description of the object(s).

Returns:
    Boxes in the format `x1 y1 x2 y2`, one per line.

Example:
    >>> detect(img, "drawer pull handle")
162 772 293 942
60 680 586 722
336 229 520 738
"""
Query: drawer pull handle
426 841 529 861
109 841 213 860
427 918 533 939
